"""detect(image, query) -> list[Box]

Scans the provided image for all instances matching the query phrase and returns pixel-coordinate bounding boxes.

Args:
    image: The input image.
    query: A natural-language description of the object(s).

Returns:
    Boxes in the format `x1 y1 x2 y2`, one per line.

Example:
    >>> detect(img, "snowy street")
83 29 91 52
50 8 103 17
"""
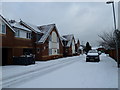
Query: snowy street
2 54 118 88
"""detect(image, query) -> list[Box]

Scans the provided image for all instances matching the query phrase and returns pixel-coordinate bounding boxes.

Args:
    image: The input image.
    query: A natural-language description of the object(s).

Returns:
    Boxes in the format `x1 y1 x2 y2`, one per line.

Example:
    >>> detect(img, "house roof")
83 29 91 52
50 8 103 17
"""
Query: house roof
20 20 41 33
37 24 55 43
0 15 15 33
62 34 75 47
79 46 83 49
37 24 63 46
8 20 31 32
60 36 68 41
75 39 79 44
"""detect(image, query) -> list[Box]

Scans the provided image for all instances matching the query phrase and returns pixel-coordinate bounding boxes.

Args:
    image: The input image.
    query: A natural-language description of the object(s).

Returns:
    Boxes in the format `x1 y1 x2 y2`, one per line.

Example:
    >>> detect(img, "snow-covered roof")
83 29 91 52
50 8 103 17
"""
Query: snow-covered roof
79 46 83 49
8 20 31 32
60 36 67 41
37 24 63 46
0 15 15 32
19 20 63 45
20 20 41 33
37 24 55 43
75 39 80 44
75 40 78 44
62 34 74 47
92 47 99 50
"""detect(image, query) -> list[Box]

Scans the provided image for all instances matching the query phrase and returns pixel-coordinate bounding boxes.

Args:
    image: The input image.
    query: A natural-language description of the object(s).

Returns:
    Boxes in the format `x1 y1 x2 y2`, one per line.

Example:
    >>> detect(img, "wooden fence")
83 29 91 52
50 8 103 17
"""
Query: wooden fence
105 48 120 63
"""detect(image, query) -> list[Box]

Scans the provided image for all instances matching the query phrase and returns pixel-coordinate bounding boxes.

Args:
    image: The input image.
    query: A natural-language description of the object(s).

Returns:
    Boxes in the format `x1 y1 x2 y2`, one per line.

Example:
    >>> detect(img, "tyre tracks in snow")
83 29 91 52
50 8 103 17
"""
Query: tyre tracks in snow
2 56 81 88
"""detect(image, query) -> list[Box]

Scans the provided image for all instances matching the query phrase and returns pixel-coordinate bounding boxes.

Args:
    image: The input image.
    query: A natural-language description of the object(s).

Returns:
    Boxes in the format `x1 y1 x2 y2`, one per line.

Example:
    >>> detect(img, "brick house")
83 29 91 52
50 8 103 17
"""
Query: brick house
61 34 76 57
0 15 15 65
0 15 33 65
1 15 63 65
19 20 63 61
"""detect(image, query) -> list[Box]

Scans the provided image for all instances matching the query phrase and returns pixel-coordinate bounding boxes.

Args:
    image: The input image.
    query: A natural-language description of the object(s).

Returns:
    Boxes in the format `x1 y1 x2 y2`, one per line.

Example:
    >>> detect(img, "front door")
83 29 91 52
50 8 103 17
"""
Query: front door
2 48 13 65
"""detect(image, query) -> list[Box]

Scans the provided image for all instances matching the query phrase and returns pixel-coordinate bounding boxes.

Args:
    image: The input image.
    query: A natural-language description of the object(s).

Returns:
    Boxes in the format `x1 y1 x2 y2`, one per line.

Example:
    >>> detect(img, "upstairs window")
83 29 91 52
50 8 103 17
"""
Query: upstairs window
0 21 6 34
15 29 31 39
0 22 2 33
27 32 31 39
57 37 59 43
52 31 57 43
15 29 20 37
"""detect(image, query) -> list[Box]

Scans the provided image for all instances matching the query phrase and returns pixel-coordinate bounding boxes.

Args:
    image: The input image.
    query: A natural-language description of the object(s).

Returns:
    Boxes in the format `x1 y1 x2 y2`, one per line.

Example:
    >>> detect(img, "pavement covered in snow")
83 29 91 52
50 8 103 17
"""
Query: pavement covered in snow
1 54 118 88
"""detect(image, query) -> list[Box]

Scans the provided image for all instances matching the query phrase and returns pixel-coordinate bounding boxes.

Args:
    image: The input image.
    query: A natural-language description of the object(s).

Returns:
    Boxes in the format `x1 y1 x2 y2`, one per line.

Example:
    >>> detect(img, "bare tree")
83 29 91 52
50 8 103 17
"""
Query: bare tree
98 30 116 49
115 29 120 48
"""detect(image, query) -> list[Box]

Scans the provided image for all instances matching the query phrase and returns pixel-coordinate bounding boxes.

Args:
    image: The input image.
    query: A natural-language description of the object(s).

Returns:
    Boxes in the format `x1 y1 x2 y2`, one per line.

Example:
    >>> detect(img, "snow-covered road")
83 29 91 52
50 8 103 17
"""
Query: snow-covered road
2 54 118 88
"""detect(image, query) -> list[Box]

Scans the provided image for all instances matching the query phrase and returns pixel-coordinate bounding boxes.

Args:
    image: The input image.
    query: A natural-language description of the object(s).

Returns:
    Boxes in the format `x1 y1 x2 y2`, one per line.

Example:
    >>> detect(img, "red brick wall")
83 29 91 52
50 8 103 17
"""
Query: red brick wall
14 38 32 48
1 25 14 47
13 48 23 57
107 48 120 63
1 24 34 65
63 46 73 57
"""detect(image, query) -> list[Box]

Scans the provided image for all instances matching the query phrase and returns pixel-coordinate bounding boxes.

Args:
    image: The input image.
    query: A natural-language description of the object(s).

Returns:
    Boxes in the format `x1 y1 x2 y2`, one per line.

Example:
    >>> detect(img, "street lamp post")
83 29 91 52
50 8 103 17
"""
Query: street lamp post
106 1 119 67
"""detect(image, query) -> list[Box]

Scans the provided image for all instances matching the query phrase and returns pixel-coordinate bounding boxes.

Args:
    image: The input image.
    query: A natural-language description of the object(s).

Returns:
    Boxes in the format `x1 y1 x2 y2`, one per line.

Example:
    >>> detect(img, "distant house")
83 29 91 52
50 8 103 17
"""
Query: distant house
61 34 76 57
0 15 33 65
75 39 80 55
20 20 63 61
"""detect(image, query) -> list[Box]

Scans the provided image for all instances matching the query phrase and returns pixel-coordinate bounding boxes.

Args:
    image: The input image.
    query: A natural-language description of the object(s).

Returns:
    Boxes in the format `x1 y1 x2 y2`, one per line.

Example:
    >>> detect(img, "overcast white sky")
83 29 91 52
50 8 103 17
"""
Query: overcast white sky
1 2 119 46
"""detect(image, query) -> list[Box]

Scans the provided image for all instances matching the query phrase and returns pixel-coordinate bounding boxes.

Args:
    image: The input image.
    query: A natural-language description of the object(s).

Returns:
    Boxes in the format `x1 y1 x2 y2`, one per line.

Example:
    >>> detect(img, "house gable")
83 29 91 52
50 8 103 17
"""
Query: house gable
0 15 15 33
49 27 60 56
19 20 41 33
8 20 32 39
37 24 63 46
62 34 75 47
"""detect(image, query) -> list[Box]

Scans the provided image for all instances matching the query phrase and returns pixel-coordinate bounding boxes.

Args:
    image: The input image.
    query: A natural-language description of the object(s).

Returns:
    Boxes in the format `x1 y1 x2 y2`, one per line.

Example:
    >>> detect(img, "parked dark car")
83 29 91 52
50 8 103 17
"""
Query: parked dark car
13 55 35 65
86 49 100 62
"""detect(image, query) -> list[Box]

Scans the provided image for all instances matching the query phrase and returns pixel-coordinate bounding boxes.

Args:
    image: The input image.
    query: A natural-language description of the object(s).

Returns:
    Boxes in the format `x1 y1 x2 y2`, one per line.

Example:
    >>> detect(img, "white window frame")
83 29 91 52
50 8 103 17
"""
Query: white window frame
0 21 6 34
15 29 20 37
19 30 27 38
0 23 2 34
27 32 31 39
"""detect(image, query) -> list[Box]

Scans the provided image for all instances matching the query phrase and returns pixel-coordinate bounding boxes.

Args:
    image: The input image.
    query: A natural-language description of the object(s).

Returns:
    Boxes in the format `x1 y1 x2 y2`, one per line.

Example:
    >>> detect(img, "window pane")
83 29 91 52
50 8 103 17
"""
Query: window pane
57 49 59 54
2 23 6 34
20 30 26 38
49 49 52 55
26 32 31 39
0 24 2 33
15 29 19 37
27 33 29 38
29 33 31 39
